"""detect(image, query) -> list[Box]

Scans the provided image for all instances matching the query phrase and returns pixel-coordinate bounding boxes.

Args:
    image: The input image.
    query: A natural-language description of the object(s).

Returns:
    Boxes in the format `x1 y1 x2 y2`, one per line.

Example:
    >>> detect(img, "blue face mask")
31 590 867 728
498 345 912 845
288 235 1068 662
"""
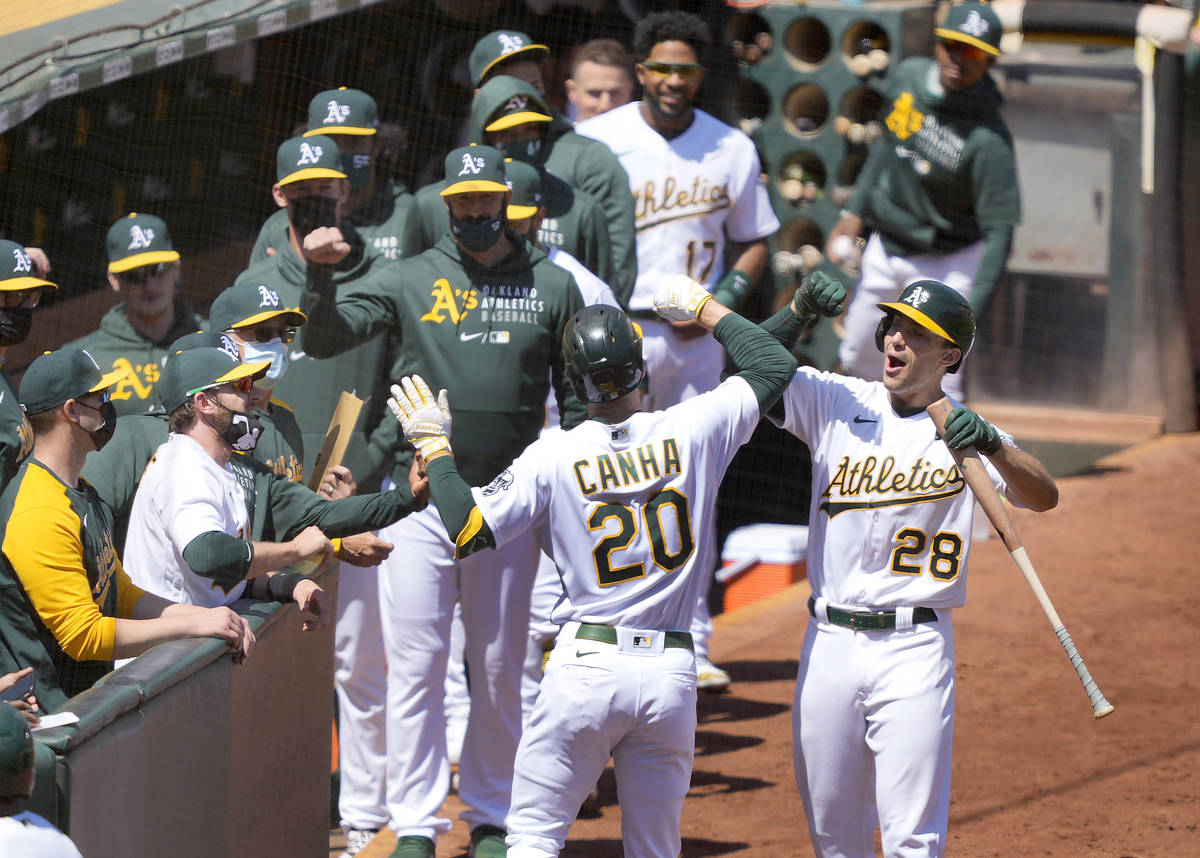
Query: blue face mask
240 338 288 388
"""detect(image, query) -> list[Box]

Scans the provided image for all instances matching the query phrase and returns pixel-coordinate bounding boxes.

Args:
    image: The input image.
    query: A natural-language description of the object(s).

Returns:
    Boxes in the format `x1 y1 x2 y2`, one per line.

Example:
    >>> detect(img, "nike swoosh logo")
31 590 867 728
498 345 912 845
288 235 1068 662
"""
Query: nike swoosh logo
575 650 598 658
853 415 877 424
459 332 485 342
288 349 306 360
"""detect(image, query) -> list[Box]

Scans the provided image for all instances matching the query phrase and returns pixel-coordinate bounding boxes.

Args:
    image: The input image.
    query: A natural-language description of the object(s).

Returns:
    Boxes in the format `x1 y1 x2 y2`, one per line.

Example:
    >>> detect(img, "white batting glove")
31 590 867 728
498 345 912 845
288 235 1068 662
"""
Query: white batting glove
652 274 713 323
388 375 453 461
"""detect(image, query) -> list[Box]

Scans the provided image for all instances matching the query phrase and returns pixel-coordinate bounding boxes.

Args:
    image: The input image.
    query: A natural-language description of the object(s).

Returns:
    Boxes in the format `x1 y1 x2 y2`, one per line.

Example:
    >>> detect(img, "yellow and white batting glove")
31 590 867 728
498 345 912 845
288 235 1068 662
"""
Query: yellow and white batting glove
389 375 453 461
653 274 713 323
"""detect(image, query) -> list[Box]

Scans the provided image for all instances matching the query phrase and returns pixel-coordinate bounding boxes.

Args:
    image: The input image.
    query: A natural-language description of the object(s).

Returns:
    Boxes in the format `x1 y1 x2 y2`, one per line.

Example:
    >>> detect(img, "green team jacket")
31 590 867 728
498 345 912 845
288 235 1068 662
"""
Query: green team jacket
234 227 396 488
301 230 587 487
0 459 128 712
62 298 206 417
402 173 612 293
848 56 1020 312
249 179 416 265
0 368 33 493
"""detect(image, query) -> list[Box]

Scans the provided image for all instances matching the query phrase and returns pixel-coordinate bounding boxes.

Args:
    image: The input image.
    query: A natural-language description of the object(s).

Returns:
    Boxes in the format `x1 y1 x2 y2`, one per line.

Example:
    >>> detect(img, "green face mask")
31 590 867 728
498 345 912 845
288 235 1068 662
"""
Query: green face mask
340 152 373 190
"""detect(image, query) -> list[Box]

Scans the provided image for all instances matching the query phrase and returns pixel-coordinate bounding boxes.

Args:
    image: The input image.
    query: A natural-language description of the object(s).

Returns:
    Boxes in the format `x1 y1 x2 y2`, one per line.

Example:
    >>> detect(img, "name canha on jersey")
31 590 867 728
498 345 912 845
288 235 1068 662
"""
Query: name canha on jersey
779 368 1014 611
474 376 760 630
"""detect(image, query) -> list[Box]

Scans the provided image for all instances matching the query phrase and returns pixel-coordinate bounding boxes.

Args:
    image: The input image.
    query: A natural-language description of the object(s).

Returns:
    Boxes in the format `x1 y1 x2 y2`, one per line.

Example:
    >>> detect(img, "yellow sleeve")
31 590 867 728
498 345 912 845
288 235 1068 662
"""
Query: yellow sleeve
4 502 118 661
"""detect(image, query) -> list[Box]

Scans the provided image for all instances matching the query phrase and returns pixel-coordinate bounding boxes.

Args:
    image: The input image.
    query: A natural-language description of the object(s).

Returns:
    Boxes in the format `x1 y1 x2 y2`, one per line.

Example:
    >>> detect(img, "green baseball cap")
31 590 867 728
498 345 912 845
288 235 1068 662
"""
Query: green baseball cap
441 145 509 197
0 239 56 292
470 30 549 86
209 280 307 334
483 86 553 134
935 1 1003 56
276 134 346 186
157 347 270 414
19 348 129 415
0 702 33 788
304 87 379 137
504 159 543 219
106 212 181 274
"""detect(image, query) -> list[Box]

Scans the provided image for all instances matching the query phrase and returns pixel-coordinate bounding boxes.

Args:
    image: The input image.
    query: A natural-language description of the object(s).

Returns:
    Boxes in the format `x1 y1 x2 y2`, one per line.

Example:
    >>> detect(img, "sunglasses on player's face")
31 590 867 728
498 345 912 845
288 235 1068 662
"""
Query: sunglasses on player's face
239 322 296 344
939 39 988 62
0 288 42 309
115 262 173 285
189 374 255 399
641 61 703 80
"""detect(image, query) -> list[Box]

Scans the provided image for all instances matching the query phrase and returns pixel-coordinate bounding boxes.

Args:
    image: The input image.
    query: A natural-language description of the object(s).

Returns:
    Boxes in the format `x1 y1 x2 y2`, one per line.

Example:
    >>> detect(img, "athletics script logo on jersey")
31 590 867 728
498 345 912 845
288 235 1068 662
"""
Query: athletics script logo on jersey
323 100 352 125
633 176 731 230
127 225 155 250
818 455 964 518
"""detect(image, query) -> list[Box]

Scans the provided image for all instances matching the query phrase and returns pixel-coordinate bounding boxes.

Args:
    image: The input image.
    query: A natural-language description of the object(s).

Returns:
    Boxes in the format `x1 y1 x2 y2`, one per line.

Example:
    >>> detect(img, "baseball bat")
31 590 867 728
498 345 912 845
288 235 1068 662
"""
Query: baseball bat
926 398 1115 719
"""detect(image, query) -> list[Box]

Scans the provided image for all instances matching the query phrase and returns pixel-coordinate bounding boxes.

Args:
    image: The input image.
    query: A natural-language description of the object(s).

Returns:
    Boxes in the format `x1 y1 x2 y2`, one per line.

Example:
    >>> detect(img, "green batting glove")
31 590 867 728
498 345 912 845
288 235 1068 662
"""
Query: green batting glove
711 268 753 309
791 272 846 319
942 407 1002 455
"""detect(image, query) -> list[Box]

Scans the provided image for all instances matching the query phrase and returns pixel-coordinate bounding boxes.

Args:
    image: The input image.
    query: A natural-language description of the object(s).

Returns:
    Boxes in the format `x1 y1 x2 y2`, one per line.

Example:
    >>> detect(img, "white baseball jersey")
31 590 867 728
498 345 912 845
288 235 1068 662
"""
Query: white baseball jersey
577 102 780 310
779 368 1015 610
124 433 250 607
476 375 760 630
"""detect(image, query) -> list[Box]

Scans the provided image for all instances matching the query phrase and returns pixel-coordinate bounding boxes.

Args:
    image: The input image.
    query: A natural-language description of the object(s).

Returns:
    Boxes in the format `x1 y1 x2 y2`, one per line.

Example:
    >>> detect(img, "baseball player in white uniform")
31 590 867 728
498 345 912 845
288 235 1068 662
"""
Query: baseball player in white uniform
576 11 780 684
763 276 1058 856
389 275 799 857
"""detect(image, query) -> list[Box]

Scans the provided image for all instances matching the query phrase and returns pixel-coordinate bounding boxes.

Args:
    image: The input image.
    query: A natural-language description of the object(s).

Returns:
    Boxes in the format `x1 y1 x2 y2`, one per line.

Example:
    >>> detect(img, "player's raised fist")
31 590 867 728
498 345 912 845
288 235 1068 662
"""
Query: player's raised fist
792 271 846 319
942 407 1002 455
389 375 453 460
301 226 351 265
653 274 713 323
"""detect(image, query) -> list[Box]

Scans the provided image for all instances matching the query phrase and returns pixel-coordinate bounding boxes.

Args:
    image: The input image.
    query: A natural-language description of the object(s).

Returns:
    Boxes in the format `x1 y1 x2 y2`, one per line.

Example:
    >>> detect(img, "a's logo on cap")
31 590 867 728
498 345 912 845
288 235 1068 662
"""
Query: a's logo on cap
961 10 990 37
497 33 526 55
458 153 486 176
297 142 324 166
324 100 351 125
128 225 155 250
12 248 32 273
218 334 241 361
503 95 529 113
904 286 930 307
257 284 280 307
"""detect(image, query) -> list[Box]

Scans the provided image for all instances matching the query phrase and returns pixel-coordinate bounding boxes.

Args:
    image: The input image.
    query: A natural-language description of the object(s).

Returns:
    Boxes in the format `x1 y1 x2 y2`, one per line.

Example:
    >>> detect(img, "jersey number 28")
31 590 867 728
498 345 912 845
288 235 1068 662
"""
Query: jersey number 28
890 527 963 581
589 489 694 587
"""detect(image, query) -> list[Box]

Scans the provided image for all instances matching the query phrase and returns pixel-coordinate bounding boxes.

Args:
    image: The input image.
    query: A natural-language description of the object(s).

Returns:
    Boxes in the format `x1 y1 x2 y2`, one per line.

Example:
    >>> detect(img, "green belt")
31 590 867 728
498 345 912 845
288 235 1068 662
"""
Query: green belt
808 597 938 631
575 623 694 651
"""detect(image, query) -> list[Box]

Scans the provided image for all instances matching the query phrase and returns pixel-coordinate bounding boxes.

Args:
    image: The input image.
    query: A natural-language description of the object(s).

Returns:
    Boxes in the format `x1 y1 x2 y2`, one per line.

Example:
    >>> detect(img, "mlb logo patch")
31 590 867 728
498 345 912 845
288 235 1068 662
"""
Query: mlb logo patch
632 634 653 649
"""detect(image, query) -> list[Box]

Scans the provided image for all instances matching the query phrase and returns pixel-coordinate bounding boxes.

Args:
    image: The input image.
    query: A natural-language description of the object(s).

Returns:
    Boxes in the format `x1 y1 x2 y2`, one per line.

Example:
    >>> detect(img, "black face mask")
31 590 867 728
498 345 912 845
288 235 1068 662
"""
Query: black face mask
0 307 34 347
288 195 339 240
449 213 505 253
217 405 264 452
494 137 545 167
87 400 117 451
340 152 373 191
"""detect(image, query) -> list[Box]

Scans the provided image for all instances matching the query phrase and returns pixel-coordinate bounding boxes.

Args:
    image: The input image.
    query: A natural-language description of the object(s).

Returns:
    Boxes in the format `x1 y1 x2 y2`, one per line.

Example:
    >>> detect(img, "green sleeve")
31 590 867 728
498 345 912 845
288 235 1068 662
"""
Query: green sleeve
758 304 809 348
425 455 496 559
249 210 289 265
969 225 1014 314
579 197 615 292
577 147 637 307
712 312 798 413
182 532 254 586
299 263 397 359
845 138 887 219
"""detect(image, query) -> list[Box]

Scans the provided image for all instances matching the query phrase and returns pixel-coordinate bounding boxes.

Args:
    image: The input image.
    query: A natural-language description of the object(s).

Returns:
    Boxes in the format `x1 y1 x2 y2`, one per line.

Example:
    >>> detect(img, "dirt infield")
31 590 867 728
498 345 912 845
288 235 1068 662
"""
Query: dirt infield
349 433 1200 857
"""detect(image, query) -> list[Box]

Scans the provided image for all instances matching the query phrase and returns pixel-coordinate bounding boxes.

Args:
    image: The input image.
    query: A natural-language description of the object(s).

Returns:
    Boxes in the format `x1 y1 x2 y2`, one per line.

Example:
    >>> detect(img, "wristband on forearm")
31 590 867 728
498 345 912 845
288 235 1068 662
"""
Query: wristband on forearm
264 571 306 602
711 268 752 309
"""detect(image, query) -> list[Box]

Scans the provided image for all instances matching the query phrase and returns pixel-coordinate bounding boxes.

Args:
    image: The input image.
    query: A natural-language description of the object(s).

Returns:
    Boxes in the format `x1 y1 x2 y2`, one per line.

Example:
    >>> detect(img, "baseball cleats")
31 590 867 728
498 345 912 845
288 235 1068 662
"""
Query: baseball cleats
390 834 435 857
340 828 379 857
468 824 507 858
695 654 731 693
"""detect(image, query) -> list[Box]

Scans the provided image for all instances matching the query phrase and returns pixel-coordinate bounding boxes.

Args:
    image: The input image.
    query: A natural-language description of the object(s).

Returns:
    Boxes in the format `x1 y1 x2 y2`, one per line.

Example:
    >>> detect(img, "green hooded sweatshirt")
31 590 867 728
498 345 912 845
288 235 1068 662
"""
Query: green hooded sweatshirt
301 229 587 487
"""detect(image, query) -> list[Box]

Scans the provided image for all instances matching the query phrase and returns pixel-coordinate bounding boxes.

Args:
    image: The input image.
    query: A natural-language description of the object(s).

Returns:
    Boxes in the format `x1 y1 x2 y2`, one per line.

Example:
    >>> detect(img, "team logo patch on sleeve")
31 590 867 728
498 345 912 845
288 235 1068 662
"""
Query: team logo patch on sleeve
482 469 514 496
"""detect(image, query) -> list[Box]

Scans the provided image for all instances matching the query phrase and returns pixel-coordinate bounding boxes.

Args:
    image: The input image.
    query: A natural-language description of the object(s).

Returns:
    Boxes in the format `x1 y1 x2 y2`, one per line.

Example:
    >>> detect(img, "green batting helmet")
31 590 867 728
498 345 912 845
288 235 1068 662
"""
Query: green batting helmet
562 305 645 403
875 280 975 373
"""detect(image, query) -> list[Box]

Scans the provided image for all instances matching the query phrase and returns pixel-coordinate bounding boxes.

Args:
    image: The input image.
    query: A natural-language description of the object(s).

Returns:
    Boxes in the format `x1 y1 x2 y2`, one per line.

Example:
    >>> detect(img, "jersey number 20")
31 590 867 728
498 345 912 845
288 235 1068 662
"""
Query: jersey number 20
589 489 694 587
